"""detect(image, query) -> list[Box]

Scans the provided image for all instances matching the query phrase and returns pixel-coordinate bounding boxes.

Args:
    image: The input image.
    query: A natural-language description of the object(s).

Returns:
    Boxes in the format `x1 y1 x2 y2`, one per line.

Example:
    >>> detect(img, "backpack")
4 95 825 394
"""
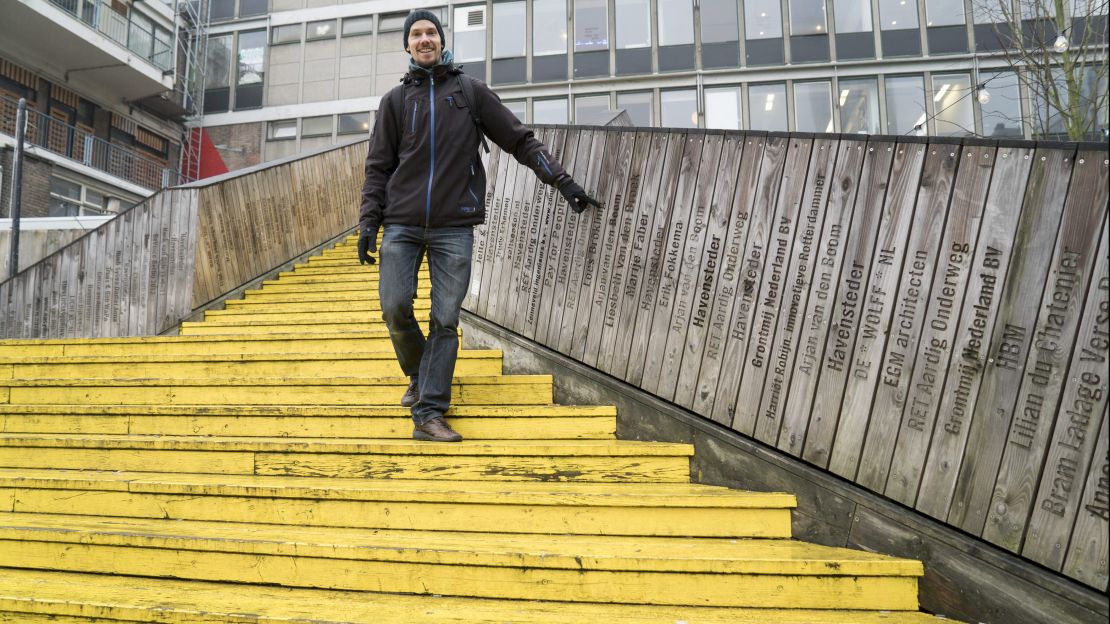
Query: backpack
391 71 489 154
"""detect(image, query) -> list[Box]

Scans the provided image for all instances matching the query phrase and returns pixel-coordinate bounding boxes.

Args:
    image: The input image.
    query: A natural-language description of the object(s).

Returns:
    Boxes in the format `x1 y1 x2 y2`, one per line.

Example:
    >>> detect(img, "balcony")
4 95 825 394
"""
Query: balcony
1 95 183 192
2 0 174 102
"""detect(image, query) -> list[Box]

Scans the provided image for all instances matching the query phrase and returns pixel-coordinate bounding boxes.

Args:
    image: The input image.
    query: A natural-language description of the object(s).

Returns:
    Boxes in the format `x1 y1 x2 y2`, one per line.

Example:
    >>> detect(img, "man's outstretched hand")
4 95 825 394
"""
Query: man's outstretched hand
558 179 603 214
357 225 378 265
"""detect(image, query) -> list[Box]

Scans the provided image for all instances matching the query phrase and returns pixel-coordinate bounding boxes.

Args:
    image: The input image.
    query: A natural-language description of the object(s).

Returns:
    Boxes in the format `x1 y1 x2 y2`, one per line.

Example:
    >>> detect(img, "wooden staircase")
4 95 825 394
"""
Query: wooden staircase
0 235 954 623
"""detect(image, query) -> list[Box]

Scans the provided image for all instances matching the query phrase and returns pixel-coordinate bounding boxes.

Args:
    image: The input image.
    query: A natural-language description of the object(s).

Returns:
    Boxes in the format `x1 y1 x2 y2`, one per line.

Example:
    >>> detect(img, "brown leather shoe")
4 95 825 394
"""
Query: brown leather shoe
400 378 419 408
413 417 463 442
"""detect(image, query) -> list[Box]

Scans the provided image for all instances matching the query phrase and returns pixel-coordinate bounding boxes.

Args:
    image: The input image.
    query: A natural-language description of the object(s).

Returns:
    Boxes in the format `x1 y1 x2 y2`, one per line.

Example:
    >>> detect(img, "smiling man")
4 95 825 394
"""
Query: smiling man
358 9 601 442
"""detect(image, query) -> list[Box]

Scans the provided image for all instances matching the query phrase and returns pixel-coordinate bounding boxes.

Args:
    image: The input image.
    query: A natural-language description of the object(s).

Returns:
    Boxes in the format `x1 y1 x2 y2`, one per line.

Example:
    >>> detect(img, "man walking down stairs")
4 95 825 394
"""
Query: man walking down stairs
0 236 956 622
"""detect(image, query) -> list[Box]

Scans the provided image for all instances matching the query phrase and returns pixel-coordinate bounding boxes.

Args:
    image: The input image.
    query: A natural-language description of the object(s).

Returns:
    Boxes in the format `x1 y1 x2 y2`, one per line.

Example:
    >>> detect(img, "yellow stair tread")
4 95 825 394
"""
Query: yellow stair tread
0 512 923 575
0 404 615 417
0 468 794 507
0 434 694 456
0 569 950 623
0 350 497 366
0 331 393 348
2 374 550 386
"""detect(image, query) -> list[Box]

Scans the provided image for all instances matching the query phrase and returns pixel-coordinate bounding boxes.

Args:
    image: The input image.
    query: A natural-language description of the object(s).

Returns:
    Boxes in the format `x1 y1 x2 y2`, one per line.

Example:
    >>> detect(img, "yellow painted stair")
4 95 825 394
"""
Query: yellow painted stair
0 234 956 623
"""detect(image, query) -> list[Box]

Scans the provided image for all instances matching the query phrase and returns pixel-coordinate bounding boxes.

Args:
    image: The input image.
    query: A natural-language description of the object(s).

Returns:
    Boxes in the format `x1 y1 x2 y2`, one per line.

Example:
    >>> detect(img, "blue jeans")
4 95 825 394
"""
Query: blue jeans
378 225 473 425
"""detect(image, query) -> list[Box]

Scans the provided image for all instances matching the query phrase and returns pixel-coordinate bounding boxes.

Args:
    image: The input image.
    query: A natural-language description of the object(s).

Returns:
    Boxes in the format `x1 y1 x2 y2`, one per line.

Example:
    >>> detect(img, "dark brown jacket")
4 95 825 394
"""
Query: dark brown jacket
360 63 568 231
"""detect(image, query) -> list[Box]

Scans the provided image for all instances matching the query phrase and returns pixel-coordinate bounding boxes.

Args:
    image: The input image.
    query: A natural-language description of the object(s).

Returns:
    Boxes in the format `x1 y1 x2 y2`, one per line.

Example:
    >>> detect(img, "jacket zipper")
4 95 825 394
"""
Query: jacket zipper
468 163 480 205
537 153 554 177
424 76 436 226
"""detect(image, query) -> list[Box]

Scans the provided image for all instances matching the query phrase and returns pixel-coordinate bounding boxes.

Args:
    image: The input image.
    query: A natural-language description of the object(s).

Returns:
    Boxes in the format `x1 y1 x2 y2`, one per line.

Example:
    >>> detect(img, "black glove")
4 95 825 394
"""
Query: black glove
558 179 603 214
357 225 378 265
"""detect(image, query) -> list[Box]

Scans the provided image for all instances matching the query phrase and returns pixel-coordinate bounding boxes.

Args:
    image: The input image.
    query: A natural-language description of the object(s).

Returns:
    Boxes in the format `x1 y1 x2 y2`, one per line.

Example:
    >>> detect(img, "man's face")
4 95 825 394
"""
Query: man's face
407 20 442 68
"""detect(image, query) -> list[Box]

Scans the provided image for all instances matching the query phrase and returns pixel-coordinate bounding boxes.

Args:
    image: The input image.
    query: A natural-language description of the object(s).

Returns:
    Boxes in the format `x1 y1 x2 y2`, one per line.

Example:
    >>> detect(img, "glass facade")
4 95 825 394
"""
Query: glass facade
839 77 880 134
534 97 569 123
794 81 833 132
979 71 1023 137
885 75 926 134
617 91 654 126
575 94 611 123
932 73 974 136
660 89 698 128
749 83 787 130
705 86 742 130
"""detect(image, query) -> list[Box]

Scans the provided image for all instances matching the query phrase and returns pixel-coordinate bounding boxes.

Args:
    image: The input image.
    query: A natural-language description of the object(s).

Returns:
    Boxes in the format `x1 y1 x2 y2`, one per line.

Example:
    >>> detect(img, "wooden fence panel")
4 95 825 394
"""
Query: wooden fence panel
981 148 1109 552
655 133 726 399
1023 212 1108 569
596 130 656 374
583 129 641 367
543 128 593 349
752 137 839 438
829 139 928 478
1063 403 1109 588
709 134 789 426
916 142 1036 521
623 132 687 386
886 143 995 506
690 134 767 418
732 137 814 437
804 139 896 466
502 127 551 334
554 129 604 353
778 138 867 452
673 133 747 409
519 128 569 340
534 129 583 344
609 131 682 379
475 144 513 319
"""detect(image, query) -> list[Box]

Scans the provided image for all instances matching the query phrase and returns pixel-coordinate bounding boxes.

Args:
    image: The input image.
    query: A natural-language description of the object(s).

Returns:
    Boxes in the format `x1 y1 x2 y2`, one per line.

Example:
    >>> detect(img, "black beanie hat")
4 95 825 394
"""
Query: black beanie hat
403 10 446 50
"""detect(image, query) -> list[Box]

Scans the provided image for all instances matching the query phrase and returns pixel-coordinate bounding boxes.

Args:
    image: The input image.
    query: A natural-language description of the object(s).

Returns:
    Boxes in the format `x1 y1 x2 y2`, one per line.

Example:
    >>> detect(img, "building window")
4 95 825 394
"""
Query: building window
749 82 787 130
618 91 654 126
794 80 833 132
932 73 974 136
533 97 568 124
745 0 785 65
239 0 267 18
705 86 742 130
660 89 698 128
533 0 568 81
454 4 487 79
575 94 611 123
48 176 113 217
978 71 1023 137
832 0 874 58
658 0 695 71
492 1 526 84
301 115 333 137
235 30 266 110
575 0 609 77
502 100 527 122
839 77 880 134
204 34 233 113
272 24 302 45
789 0 830 62
615 0 651 74
268 120 296 140
885 74 926 134
924 0 967 53
878 0 921 56
210 0 235 22
700 0 740 68
342 16 374 36
379 12 408 32
307 20 337 41
338 112 372 134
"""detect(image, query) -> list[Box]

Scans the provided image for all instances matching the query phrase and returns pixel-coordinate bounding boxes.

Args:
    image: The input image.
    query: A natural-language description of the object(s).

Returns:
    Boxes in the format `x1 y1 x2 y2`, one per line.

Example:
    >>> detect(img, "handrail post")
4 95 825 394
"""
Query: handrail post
7 98 27 280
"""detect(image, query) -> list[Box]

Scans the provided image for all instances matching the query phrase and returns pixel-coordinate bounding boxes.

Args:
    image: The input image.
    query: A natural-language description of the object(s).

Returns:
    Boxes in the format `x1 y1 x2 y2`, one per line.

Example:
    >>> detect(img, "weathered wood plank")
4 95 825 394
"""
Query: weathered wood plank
1023 213 1108 571
568 129 624 363
709 133 789 427
498 128 546 333
913 143 1036 521
980 148 1108 551
655 133 727 399
534 129 583 345
777 138 867 452
622 132 688 385
885 143 995 506
464 142 501 311
690 134 768 418
673 133 747 409
803 139 896 467
482 137 527 323
733 136 814 438
595 130 655 373
582 129 640 367
508 127 557 333
1063 405 1109 590
474 144 512 318
638 132 709 392
517 129 568 339
751 138 839 441
828 139 929 478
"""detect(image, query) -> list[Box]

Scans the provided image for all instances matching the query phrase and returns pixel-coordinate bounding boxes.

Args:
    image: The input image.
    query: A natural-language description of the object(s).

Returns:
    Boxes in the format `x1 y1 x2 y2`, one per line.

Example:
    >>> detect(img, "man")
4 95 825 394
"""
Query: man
358 9 601 442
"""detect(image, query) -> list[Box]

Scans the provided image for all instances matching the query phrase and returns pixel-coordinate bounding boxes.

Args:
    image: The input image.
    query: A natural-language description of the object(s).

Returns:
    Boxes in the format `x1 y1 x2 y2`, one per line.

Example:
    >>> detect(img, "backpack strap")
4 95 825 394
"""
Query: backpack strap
454 73 490 154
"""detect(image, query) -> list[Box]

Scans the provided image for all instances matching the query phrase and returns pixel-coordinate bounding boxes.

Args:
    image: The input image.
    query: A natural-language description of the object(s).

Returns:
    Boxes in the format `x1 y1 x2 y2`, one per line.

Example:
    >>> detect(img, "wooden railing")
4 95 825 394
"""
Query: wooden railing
465 126 1109 592
0 140 365 338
